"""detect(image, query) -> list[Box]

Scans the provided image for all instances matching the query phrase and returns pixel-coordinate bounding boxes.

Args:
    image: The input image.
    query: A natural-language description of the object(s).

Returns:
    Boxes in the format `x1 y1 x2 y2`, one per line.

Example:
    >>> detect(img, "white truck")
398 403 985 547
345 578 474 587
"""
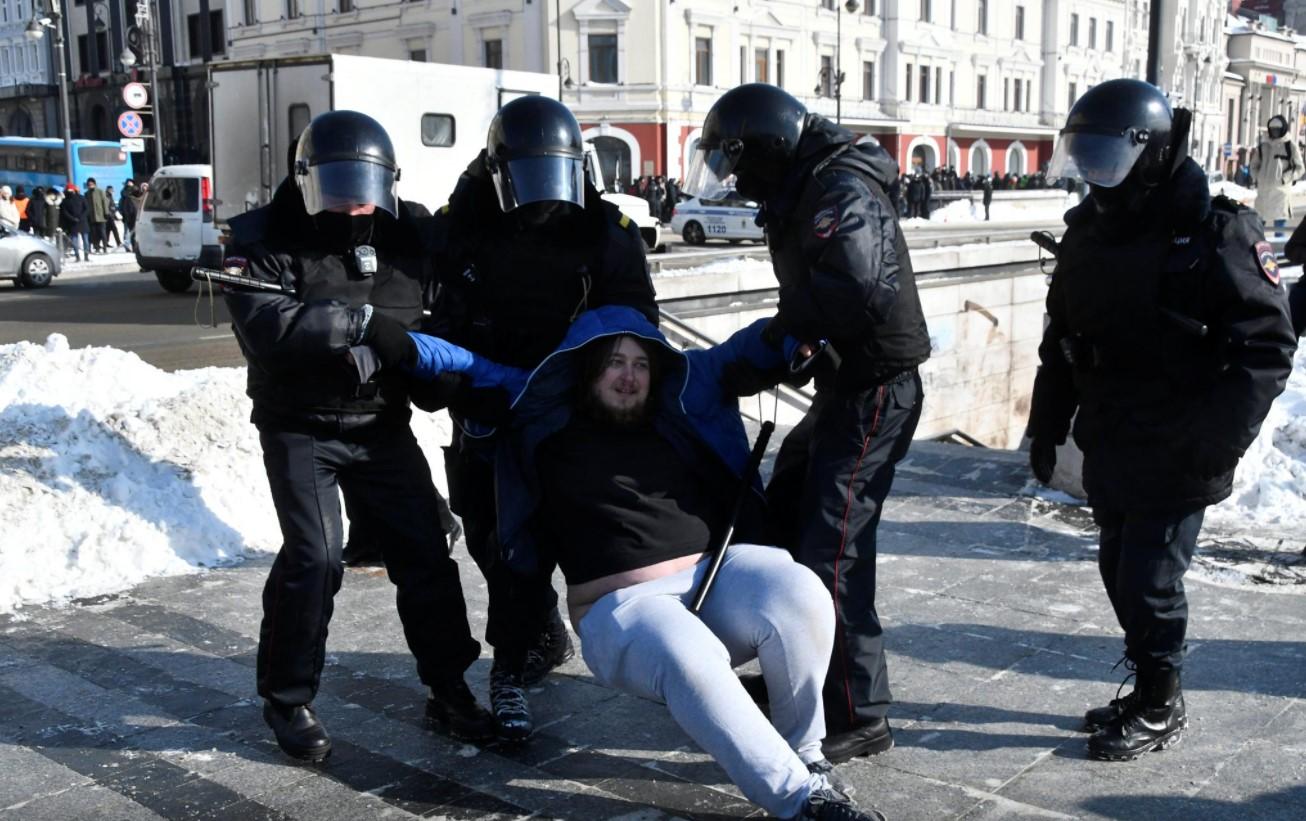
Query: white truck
207 54 660 249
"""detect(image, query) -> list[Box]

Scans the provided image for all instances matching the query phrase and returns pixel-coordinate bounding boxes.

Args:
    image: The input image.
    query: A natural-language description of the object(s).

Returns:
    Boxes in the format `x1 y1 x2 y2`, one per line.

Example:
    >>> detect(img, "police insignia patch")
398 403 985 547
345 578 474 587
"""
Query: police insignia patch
813 205 840 239
1254 241 1280 285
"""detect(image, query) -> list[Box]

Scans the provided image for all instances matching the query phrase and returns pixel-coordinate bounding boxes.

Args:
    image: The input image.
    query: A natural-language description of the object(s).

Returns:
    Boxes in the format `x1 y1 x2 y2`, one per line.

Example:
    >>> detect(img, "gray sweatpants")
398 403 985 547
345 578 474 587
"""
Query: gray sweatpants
577 544 835 819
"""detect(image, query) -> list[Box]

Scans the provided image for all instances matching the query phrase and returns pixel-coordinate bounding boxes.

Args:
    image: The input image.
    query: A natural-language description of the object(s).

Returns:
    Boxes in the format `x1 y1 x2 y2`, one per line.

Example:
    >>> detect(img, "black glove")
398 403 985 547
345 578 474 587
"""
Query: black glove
1187 441 1242 481
1029 438 1057 484
362 311 417 371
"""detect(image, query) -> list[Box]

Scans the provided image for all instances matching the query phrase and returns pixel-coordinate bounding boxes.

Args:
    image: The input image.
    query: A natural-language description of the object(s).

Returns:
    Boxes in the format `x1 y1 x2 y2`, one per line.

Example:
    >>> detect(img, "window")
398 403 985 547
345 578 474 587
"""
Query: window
820 55 834 97
484 39 503 69
935 67 942 104
1089 18 1097 49
1013 78 1022 112
339 0 352 11
821 0 835 8
1003 78 1009 111
919 65 930 106
1015 6 1024 40
409 49 427 62
776 49 785 88
77 146 129 166
287 0 298 21
76 31 108 73
977 74 986 109
145 178 200 213
1068 81 1077 111
1106 21 1114 52
905 62 913 101
740 46 747 84
920 0 931 23
421 113 456 147
288 104 311 150
864 0 876 14
949 70 955 104
755 48 769 84
1025 79 1031 113
977 0 987 35
590 34 618 83
243 0 256 24
186 10 226 58
863 61 875 100
1070 13 1078 46
695 37 712 86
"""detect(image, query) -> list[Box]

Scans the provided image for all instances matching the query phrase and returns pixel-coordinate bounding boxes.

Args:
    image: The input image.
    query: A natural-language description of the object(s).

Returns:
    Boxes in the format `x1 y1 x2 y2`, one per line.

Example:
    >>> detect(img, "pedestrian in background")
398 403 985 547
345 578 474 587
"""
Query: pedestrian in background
104 186 124 250
119 181 139 251
59 183 89 261
981 174 993 221
86 178 110 253
0 186 19 228
26 186 46 236
13 186 30 231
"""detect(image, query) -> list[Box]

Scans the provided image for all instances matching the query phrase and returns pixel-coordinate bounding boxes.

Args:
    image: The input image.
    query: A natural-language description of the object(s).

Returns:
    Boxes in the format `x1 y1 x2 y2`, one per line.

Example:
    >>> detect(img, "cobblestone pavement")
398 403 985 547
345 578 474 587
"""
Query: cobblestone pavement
2 442 1303 820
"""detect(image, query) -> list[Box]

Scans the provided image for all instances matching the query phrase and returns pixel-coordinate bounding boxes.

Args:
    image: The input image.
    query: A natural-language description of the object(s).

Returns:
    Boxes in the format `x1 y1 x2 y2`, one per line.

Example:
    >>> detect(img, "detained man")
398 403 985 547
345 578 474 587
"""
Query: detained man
405 306 887 821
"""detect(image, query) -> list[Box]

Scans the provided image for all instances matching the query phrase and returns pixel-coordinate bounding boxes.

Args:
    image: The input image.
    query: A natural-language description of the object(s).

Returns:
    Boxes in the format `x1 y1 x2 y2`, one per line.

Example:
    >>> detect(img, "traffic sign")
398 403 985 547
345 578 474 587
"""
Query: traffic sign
122 82 148 109
117 110 144 138
120 137 145 152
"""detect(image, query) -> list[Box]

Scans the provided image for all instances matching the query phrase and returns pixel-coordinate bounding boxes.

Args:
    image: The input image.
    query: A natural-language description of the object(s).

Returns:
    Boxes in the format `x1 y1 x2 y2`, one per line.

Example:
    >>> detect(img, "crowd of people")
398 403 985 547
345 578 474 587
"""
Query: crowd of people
0 178 147 261
627 174 681 221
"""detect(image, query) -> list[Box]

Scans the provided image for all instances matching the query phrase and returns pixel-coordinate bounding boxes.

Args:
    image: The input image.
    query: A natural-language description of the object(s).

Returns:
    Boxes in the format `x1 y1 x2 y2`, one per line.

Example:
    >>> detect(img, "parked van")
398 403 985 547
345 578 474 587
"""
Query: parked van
134 164 222 293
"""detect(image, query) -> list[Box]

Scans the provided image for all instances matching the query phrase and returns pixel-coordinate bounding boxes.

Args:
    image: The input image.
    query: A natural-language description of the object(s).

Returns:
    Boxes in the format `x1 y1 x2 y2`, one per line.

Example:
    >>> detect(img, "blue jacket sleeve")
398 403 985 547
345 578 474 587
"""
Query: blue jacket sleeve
409 332 528 396
687 318 795 394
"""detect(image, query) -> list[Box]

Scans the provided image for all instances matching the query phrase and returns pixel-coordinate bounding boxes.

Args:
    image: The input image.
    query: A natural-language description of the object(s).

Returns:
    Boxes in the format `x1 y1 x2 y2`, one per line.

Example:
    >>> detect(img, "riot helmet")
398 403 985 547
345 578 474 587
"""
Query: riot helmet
294 110 400 217
1267 115 1289 141
685 84 807 202
1047 79 1188 190
484 96 585 214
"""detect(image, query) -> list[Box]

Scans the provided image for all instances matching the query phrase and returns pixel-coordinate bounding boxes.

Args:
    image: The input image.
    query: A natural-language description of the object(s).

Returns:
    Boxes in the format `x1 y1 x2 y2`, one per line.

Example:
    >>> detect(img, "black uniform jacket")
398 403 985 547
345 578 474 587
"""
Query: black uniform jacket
425 150 657 371
760 116 932 392
1027 158 1297 511
224 179 432 431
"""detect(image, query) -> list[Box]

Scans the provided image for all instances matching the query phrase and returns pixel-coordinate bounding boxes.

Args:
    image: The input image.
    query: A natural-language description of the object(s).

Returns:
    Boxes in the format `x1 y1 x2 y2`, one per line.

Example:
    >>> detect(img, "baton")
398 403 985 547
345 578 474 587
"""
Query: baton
689 419 776 615
1029 230 1060 259
191 266 292 293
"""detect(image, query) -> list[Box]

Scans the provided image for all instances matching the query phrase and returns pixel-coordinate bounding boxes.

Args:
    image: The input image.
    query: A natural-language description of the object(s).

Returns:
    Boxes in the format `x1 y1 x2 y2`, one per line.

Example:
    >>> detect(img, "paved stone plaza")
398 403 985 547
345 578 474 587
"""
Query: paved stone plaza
1 442 1302 820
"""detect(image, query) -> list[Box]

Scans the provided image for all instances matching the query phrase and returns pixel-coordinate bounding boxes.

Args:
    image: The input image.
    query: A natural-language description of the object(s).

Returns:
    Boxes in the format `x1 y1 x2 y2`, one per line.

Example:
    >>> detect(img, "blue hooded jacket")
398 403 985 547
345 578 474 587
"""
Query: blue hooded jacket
436 305 793 575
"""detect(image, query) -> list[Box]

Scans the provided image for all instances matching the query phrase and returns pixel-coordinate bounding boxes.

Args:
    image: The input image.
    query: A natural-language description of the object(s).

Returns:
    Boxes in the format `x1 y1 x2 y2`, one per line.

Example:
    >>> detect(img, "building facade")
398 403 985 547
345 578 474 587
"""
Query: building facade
1223 12 1306 178
0 0 58 137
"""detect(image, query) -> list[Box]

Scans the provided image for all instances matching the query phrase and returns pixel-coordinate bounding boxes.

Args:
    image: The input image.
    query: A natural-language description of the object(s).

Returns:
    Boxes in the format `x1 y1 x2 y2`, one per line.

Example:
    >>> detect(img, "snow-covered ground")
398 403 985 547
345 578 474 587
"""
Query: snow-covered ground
3 330 1304 613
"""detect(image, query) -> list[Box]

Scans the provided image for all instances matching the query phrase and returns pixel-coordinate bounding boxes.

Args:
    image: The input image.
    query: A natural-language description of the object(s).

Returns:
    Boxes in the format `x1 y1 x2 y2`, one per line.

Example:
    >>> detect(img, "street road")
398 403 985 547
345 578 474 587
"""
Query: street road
0 271 244 371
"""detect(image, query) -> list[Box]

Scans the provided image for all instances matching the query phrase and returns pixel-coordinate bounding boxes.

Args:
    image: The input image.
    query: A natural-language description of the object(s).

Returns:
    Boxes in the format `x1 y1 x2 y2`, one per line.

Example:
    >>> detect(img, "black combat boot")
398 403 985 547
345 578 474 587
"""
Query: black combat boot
426 676 497 741
1082 659 1138 732
490 661 534 742
263 701 332 761
822 718 895 764
1088 667 1187 761
521 606 575 686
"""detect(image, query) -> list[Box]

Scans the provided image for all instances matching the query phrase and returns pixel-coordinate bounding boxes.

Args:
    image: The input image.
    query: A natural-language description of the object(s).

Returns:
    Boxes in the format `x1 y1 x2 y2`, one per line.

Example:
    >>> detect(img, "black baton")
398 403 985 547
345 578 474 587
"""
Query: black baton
690 419 776 615
191 266 292 293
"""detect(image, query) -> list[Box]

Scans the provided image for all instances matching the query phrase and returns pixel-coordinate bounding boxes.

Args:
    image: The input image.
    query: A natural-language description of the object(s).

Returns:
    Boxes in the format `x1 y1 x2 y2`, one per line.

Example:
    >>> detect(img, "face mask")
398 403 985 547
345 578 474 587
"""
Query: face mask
313 211 374 246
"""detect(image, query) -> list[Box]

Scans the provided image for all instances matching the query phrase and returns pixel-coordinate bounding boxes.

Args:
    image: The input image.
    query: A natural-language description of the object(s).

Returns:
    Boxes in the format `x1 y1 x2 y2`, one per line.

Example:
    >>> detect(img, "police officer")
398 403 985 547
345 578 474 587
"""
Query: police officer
224 110 495 761
1029 80 1295 761
427 95 657 740
685 84 932 764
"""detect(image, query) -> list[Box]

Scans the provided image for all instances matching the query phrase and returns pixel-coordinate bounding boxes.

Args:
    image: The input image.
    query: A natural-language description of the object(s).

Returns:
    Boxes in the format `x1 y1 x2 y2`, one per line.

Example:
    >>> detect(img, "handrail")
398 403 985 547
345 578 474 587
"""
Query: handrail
657 308 814 421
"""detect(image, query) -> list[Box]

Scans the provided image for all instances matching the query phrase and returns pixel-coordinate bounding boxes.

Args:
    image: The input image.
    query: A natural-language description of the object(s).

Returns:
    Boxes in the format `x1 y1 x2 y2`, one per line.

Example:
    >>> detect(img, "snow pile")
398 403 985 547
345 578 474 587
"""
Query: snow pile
0 335 451 613
1210 341 1306 535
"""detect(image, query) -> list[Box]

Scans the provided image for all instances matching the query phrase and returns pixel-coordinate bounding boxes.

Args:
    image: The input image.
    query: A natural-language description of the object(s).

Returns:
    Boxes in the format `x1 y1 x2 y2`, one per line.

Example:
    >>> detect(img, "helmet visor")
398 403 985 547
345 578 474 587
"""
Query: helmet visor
1046 131 1147 188
491 155 585 212
299 160 398 217
683 146 739 200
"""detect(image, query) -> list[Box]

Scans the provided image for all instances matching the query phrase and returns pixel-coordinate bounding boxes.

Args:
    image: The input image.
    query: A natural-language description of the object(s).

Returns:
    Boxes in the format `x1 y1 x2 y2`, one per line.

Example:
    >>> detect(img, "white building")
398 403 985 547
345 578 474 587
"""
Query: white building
0 0 55 136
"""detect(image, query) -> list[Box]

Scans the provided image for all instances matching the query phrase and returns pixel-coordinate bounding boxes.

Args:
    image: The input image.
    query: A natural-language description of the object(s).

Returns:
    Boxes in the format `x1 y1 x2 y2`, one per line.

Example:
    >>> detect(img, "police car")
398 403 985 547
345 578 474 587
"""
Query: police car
670 190 764 245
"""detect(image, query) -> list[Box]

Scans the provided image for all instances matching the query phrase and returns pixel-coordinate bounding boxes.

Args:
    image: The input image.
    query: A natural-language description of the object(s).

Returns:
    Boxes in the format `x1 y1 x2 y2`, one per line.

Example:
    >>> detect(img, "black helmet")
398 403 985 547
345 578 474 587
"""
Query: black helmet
485 95 585 212
294 110 400 217
1047 79 1189 189
1267 115 1289 140
685 84 807 201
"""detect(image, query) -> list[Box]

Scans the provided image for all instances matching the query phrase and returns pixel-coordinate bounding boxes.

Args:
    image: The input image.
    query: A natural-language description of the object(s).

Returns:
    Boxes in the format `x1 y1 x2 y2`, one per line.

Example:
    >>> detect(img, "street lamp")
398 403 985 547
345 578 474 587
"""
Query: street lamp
25 0 74 184
814 0 860 124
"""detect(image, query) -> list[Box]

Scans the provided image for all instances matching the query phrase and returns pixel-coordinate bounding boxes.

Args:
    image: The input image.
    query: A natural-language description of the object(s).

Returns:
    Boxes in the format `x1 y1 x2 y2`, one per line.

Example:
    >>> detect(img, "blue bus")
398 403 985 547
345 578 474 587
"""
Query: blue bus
0 137 136 192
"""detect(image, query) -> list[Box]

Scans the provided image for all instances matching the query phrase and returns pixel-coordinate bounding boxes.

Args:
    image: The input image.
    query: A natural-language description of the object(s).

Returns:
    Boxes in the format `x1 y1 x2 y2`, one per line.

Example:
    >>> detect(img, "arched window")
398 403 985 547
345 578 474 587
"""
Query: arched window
908 137 938 172
1006 142 1026 175
969 140 992 176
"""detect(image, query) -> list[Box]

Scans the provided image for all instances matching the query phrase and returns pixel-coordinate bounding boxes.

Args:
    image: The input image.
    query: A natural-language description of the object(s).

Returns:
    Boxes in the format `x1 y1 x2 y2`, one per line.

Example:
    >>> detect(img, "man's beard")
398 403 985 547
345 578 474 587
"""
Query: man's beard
580 383 649 429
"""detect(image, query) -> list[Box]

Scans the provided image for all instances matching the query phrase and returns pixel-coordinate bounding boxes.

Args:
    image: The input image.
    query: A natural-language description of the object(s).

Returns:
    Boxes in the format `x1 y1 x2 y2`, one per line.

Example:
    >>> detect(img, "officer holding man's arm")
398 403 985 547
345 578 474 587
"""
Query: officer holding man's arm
224 111 495 762
685 85 932 765
425 96 657 742
1028 80 1296 761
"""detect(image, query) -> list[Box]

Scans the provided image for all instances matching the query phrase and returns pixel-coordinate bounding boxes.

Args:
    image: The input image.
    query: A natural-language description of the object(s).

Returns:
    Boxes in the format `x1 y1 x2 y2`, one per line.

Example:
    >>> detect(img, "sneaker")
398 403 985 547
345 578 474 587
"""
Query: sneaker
795 784 886 821
807 758 854 798
426 677 496 741
521 606 575 686
490 663 534 742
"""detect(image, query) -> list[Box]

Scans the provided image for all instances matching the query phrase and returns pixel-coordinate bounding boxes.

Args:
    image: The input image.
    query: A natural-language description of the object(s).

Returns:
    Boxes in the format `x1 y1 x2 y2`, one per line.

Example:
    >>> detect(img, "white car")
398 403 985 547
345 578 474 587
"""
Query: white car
670 191 764 245
134 164 224 293
0 223 61 288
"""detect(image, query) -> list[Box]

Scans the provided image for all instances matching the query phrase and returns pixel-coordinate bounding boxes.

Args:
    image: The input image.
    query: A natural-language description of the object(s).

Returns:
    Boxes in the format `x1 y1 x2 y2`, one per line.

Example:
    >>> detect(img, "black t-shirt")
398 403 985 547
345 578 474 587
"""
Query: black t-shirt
536 414 728 585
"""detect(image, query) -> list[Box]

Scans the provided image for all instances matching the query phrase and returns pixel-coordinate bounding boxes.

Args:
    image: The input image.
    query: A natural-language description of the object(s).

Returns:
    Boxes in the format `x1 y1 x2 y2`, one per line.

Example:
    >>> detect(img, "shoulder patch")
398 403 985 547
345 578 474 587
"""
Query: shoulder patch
619 213 631 229
812 205 840 239
1254 240 1281 285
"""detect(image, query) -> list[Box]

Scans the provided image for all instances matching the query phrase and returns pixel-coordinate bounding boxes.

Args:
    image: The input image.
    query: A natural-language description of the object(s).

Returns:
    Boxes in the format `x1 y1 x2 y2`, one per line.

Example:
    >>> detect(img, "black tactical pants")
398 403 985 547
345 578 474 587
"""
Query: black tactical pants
767 370 923 733
255 424 481 708
1093 506 1205 671
445 429 558 669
